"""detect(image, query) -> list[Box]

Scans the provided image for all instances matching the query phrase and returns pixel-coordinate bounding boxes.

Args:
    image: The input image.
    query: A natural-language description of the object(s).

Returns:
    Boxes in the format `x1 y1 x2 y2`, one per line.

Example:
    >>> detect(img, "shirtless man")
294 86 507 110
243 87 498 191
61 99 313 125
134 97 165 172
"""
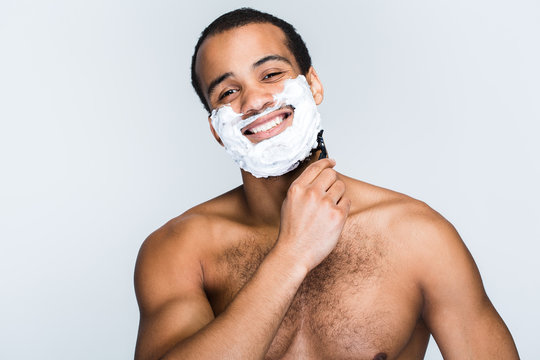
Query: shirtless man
134 8 519 360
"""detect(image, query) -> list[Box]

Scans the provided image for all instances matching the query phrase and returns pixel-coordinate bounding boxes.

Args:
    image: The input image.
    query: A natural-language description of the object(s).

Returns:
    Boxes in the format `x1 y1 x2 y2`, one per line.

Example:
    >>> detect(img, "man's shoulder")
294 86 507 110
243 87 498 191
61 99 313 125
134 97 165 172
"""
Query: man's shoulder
344 176 458 246
134 187 248 307
345 178 467 283
135 211 211 285
343 176 422 217
141 186 246 254
136 187 246 275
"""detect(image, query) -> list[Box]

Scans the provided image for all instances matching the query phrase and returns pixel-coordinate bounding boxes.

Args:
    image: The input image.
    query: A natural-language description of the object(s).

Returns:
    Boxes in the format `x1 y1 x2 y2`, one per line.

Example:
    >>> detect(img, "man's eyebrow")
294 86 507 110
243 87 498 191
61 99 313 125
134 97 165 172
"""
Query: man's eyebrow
206 55 291 99
252 55 292 69
207 72 233 99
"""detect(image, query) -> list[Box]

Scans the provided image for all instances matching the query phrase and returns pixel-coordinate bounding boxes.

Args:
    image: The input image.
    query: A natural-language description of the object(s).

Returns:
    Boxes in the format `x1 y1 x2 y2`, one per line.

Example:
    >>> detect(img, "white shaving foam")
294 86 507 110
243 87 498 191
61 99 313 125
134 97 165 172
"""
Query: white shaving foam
210 75 321 178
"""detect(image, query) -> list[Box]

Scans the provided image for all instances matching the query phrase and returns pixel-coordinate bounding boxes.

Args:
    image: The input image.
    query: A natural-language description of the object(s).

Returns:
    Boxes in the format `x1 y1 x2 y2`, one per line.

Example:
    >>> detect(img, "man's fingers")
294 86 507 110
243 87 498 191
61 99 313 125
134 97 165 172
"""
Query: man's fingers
294 158 336 186
311 168 339 192
337 196 351 214
326 180 346 204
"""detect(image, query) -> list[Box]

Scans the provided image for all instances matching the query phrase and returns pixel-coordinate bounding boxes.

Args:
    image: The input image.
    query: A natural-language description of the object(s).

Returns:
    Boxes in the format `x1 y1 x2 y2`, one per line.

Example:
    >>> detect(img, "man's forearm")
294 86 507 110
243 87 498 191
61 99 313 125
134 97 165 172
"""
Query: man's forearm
161 246 307 360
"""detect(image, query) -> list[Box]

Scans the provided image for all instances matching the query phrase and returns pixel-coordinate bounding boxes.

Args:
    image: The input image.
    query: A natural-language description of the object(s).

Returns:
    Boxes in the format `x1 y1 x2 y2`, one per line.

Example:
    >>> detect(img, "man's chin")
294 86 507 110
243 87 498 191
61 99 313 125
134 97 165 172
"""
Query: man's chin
254 151 319 181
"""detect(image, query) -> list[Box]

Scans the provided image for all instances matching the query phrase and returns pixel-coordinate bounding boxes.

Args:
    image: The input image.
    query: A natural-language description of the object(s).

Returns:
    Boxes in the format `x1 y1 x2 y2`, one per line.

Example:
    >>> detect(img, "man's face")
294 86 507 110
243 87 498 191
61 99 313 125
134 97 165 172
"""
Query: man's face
195 23 322 144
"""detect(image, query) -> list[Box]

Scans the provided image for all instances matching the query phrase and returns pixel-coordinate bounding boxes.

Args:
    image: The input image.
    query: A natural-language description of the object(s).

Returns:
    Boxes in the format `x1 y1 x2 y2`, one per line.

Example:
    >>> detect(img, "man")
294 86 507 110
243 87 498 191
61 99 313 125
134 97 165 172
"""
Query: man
134 8 519 360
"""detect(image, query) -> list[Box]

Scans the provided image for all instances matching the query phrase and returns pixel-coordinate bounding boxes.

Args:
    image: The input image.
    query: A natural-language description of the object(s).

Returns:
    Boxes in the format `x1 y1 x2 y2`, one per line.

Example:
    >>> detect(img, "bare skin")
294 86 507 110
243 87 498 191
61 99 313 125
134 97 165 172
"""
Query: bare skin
134 23 519 359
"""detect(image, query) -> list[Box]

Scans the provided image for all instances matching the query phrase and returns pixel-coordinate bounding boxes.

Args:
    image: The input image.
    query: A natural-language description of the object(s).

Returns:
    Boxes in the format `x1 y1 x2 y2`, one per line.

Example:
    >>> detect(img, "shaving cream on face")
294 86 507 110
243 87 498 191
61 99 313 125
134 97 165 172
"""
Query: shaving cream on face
210 75 321 178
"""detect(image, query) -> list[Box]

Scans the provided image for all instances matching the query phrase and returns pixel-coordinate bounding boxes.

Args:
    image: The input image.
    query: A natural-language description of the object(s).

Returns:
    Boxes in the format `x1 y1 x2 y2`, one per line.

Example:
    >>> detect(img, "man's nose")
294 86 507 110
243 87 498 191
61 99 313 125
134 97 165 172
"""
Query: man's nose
239 85 275 117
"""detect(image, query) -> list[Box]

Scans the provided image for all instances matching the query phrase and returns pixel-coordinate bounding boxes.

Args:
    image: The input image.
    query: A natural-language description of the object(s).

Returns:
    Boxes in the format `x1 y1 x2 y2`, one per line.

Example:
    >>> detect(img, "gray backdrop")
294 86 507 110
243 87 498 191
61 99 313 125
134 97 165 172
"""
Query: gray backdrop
1 0 538 358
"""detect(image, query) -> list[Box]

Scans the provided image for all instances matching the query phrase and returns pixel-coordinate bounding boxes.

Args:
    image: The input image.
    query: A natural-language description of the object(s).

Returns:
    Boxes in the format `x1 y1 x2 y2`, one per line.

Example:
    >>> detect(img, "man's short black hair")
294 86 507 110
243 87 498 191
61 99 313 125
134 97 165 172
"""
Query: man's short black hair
191 7 313 113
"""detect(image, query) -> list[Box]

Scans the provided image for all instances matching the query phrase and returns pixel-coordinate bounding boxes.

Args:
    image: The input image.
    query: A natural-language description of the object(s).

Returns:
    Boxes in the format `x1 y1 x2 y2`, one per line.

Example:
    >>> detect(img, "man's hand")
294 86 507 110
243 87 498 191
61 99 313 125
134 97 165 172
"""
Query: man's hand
275 158 351 272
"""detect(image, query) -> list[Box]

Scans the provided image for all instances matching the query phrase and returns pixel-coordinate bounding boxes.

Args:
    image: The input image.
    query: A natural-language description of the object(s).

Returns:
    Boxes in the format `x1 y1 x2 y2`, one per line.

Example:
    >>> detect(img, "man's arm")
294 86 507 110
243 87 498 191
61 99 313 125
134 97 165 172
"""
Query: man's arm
134 158 351 360
409 207 519 359
134 225 307 360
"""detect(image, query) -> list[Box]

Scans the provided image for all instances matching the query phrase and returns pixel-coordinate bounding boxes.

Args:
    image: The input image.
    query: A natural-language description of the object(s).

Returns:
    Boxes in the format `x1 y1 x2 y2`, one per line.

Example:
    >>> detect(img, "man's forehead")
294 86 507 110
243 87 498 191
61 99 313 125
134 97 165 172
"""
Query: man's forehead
195 23 297 89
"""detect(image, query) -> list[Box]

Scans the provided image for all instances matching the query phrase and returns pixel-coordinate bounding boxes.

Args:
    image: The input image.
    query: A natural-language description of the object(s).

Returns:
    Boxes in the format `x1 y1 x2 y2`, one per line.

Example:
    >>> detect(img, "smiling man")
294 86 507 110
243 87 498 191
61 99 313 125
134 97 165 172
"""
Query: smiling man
134 8 519 360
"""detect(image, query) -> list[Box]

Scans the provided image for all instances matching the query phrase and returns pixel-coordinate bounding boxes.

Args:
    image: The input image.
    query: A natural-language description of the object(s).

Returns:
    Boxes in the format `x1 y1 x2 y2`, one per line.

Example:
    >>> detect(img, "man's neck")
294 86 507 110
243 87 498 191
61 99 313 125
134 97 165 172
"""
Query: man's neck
240 152 322 226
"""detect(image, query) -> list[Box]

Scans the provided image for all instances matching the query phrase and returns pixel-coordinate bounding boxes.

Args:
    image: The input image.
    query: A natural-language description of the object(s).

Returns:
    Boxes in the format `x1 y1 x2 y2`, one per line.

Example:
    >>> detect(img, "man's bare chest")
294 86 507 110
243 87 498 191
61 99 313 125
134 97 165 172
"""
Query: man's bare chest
203 223 427 359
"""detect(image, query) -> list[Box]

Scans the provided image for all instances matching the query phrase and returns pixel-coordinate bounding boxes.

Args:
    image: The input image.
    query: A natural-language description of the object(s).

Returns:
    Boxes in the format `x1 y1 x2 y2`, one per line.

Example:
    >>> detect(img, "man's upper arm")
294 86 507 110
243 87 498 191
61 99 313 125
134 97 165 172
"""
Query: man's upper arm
410 207 519 359
134 220 215 360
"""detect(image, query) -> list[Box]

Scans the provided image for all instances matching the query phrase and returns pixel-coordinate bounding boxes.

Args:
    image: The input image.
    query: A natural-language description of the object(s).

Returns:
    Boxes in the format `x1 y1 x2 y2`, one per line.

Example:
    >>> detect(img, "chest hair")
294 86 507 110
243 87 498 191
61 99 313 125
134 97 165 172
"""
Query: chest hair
212 222 386 320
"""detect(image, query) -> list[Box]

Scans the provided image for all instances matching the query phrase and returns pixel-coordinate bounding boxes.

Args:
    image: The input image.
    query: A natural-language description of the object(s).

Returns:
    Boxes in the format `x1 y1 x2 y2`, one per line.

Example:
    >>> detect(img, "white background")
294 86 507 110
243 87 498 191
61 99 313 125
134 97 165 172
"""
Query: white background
1 1 538 358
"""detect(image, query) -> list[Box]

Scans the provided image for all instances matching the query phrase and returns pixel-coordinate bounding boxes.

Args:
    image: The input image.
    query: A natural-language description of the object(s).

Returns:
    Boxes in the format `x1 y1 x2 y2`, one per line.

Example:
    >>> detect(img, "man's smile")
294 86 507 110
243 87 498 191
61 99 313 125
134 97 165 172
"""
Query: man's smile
241 106 294 143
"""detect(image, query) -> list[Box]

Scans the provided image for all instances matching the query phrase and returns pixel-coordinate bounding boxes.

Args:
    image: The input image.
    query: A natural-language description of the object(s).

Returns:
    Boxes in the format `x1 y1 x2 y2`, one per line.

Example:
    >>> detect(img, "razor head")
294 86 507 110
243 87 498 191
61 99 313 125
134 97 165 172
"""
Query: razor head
317 130 328 160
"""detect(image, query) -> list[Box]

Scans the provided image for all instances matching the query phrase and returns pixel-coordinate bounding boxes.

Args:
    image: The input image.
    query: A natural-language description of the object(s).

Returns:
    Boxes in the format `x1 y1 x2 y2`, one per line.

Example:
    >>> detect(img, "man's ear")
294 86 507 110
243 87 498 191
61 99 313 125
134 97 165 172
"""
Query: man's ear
208 117 224 146
305 67 324 105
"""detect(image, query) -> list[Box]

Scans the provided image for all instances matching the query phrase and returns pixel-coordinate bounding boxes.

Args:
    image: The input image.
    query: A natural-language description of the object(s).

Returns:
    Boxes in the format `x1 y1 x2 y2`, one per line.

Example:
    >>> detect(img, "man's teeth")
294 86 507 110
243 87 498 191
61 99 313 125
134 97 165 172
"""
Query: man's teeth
249 116 284 134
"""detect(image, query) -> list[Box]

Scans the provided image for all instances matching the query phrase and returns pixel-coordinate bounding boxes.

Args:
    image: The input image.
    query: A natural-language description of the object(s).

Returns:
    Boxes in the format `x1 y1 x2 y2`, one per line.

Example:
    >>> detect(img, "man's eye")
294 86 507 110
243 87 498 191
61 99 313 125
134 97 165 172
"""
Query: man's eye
219 89 237 100
263 72 283 80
